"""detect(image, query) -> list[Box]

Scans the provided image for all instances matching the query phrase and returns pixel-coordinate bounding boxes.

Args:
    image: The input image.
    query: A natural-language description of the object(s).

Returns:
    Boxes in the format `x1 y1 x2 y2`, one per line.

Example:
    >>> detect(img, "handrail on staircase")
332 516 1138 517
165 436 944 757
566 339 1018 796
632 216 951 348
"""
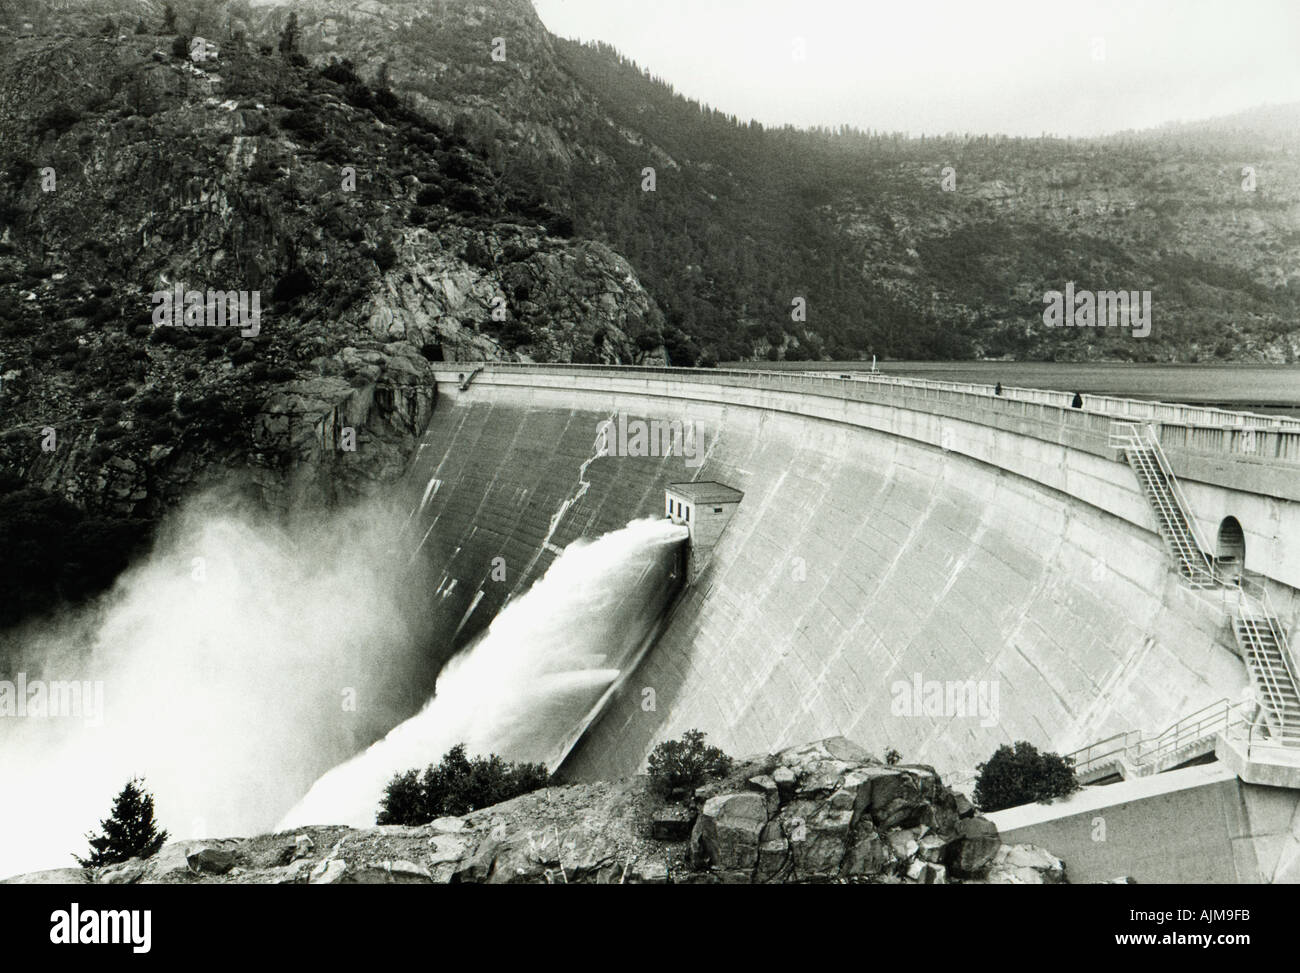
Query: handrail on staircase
1068 699 1252 779
1229 578 1300 736
1109 420 1216 582
1139 424 1216 564
1226 715 1300 760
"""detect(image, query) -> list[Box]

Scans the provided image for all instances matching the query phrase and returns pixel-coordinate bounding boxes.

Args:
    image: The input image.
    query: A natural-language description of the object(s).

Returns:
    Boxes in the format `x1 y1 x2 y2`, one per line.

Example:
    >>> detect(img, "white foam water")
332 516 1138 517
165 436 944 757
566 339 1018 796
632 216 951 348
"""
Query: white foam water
278 516 687 829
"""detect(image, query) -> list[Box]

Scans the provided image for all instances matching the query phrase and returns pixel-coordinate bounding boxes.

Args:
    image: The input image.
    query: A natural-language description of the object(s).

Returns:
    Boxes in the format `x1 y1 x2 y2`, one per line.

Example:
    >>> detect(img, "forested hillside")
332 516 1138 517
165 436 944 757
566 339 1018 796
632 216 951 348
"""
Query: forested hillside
2 0 1297 368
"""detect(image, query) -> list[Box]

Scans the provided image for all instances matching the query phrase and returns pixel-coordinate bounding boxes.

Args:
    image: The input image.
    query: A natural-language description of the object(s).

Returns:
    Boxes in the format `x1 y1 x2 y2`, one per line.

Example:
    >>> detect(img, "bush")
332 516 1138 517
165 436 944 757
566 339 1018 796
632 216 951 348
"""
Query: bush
372 241 398 272
544 214 575 238
376 744 550 825
281 109 326 143
75 778 168 868
271 267 314 304
36 105 81 138
171 35 190 59
647 729 732 799
973 741 1079 812
447 185 485 215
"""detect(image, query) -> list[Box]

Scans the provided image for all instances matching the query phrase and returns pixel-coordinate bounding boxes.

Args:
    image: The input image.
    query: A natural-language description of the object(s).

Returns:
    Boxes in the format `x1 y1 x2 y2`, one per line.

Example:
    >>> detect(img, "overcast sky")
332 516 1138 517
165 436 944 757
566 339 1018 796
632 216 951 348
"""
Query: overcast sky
532 0 1300 137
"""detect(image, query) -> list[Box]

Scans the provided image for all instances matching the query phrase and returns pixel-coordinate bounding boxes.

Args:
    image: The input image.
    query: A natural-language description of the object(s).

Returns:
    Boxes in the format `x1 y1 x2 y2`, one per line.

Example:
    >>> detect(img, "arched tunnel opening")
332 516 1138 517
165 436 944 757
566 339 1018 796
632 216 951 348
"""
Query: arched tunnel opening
1215 516 1246 582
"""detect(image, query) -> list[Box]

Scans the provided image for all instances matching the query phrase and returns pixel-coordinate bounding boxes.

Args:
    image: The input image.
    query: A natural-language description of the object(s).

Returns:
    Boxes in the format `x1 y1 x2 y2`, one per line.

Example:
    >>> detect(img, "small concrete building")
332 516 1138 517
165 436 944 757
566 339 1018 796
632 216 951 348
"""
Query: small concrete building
666 481 743 583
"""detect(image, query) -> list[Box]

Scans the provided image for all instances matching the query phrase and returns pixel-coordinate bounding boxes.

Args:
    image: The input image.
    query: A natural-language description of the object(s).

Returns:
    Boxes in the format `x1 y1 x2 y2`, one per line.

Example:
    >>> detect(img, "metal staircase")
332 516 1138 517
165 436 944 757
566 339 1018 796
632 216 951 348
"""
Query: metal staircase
1109 421 1216 587
1231 582 1300 742
1058 424 1300 785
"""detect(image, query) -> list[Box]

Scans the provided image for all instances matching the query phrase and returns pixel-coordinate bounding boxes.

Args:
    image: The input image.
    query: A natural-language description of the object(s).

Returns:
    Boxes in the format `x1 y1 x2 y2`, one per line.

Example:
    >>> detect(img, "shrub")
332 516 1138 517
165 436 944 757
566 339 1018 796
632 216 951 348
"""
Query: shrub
463 237 493 269
75 778 168 868
135 391 172 418
415 185 444 207
271 267 314 304
320 57 361 86
376 744 550 825
447 185 485 215
647 729 732 799
973 741 1079 812
372 241 398 272
36 105 81 138
544 214 575 238
281 109 326 143
171 35 190 59
884 748 902 766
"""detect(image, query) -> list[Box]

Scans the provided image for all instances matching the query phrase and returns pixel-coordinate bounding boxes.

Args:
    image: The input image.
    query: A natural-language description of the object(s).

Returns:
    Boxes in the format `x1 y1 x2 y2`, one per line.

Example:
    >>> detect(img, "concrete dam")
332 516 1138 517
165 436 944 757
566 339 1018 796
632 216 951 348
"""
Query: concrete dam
412 363 1300 793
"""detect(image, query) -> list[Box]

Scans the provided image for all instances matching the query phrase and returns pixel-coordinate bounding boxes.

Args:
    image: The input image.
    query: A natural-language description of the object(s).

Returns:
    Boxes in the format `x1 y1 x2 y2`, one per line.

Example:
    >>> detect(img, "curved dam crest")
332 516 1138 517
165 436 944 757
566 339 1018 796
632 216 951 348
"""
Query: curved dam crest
413 367 1287 782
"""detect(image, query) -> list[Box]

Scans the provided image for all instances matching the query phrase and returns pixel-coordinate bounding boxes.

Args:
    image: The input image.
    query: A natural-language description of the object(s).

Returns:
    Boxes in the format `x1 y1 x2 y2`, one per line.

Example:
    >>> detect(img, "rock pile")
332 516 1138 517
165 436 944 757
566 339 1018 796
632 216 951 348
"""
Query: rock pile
1 738 1065 885
685 737 1062 883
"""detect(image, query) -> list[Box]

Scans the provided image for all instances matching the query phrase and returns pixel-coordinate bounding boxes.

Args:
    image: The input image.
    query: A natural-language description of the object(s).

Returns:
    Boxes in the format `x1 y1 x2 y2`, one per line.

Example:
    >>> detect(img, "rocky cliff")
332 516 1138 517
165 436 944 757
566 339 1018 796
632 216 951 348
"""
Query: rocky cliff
0 27 665 570
1 738 1067 885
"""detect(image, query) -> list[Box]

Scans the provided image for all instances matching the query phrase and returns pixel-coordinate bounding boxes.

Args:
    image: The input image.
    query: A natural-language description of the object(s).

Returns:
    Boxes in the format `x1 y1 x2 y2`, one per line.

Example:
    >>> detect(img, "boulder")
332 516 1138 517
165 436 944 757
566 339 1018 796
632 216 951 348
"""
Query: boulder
983 844 1066 884
772 765 797 798
140 840 241 883
840 832 889 878
628 859 669 884
429 817 467 834
309 859 347 885
787 797 854 879
947 816 1001 877
953 793 976 818
291 834 314 862
918 832 952 864
746 775 780 816
95 860 145 884
342 860 434 884
885 828 922 862
755 821 790 882
1 868 91 884
691 792 767 870
427 834 470 865
845 767 930 829
187 847 237 875
452 838 500 883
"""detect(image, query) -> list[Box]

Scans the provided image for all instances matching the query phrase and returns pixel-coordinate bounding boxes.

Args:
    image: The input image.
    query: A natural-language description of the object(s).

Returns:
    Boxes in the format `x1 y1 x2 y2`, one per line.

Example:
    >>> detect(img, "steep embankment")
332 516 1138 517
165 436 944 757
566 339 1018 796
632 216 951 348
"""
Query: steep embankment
412 372 1249 782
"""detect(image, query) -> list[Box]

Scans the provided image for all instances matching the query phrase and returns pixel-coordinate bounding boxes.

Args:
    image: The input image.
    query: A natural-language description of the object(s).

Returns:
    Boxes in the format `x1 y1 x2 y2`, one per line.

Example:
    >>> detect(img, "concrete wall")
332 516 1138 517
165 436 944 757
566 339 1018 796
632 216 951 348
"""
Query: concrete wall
988 764 1300 883
417 368 1300 783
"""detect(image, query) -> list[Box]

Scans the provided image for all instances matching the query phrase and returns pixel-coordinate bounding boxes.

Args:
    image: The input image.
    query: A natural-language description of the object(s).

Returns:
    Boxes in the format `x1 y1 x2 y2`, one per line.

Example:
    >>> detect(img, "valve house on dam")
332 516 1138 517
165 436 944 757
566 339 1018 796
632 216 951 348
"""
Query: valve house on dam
666 481 744 583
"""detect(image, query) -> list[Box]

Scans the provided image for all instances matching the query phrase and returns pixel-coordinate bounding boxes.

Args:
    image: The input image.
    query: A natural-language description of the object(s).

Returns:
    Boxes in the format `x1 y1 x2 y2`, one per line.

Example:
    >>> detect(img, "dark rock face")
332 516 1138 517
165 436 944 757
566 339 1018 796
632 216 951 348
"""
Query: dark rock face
0 28 665 552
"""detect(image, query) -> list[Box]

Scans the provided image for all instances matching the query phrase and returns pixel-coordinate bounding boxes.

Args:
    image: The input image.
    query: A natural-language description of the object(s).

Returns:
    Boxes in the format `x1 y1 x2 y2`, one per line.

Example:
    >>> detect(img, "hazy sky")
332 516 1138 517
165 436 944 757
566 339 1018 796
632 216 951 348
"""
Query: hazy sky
532 0 1300 137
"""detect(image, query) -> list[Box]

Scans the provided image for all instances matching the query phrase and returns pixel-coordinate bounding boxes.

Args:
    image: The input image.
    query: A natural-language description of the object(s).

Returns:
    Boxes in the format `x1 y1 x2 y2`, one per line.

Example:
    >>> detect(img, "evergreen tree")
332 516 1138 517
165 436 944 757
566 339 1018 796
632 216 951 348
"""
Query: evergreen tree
161 2 176 33
75 778 169 868
278 12 299 56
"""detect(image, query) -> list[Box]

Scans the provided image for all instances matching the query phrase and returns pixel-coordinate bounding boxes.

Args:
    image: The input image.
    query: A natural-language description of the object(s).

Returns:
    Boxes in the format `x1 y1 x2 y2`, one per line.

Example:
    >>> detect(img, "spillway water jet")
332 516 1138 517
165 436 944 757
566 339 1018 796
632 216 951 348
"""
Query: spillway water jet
278 516 688 829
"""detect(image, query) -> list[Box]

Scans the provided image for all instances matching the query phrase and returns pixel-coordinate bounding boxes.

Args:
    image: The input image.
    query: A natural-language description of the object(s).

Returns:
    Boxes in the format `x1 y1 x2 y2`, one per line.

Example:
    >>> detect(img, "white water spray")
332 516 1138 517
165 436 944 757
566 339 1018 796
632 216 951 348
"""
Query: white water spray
279 517 687 829
0 492 427 878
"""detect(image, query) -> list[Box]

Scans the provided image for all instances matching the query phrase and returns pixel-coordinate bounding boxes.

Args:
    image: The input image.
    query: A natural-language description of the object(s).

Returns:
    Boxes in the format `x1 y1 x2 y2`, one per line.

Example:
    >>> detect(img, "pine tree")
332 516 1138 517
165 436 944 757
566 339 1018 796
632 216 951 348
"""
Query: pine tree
75 778 169 868
161 3 176 33
278 12 299 56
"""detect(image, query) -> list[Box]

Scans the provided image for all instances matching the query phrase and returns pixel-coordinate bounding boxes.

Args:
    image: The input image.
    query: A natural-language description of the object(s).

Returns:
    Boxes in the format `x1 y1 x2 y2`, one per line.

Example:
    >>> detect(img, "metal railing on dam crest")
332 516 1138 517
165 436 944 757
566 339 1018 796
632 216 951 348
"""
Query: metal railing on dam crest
458 361 1300 466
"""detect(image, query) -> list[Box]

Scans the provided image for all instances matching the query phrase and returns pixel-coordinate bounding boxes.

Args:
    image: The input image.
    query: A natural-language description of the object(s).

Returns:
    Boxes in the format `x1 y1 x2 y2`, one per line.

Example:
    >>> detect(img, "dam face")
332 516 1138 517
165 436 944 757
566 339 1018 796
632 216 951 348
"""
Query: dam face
414 366 1300 783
